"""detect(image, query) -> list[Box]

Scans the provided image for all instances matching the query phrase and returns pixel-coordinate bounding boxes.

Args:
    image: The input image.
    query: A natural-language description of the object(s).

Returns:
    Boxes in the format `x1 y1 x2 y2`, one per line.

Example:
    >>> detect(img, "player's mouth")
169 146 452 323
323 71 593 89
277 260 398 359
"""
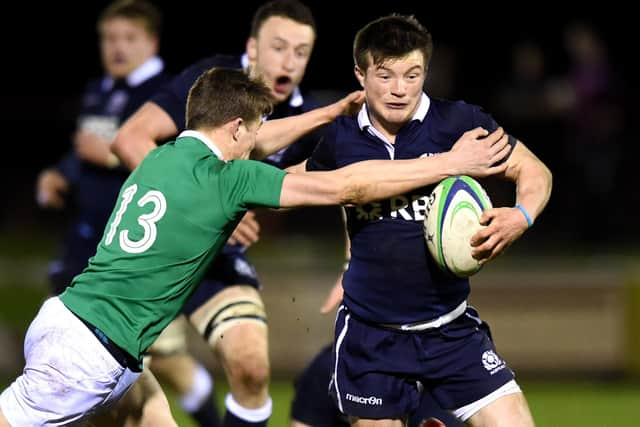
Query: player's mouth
273 75 293 95
386 102 408 110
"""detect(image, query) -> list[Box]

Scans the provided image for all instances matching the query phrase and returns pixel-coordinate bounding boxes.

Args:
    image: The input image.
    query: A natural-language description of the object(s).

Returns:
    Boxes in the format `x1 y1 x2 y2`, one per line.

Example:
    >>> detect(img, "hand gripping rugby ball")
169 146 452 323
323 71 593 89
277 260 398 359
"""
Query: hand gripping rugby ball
424 175 492 278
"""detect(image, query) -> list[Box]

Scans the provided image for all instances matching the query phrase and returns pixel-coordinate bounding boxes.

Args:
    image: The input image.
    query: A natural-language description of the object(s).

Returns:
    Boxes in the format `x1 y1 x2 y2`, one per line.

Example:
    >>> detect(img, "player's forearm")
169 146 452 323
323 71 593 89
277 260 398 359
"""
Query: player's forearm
514 160 552 224
112 102 178 171
111 130 157 171
504 141 553 223
252 107 333 160
340 154 461 205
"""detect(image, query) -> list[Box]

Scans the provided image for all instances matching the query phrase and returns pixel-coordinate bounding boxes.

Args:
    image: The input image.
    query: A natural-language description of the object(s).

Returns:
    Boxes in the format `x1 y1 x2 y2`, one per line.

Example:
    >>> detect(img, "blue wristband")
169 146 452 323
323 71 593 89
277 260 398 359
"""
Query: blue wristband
515 204 533 227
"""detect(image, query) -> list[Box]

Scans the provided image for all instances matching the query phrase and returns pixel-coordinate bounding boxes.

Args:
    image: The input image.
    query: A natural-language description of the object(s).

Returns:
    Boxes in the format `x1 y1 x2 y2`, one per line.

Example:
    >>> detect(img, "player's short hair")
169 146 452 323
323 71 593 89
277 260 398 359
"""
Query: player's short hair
97 0 162 37
186 68 274 130
250 0 316 38
353 14 433 71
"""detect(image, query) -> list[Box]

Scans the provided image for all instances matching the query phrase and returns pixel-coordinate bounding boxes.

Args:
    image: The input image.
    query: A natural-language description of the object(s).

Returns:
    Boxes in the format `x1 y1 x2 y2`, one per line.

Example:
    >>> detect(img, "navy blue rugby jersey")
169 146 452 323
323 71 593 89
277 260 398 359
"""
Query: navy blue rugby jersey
58 57 171 235
306 95 516 324
151 53 322 170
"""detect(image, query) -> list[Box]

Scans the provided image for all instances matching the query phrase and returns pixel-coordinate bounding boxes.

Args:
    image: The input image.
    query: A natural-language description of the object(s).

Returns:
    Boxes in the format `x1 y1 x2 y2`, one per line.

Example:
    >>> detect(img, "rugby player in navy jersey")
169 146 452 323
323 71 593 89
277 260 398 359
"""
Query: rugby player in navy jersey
305 15 552 427
35 2 222 426
112 2 363 426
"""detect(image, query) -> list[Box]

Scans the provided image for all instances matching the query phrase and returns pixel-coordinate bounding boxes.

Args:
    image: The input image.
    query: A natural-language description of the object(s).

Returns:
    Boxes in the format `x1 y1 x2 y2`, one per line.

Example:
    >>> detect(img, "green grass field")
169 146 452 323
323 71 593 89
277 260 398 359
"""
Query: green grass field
164 376 640 426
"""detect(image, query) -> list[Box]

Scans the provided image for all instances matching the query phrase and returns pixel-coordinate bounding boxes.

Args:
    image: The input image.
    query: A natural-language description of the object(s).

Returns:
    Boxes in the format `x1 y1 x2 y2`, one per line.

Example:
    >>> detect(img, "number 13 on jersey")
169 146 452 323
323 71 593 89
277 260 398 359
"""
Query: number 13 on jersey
105 184 167 254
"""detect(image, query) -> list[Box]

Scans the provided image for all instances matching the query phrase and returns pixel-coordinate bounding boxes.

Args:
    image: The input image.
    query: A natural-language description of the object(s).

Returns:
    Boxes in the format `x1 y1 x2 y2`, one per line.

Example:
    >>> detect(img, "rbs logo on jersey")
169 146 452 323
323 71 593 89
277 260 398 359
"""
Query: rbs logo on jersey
353 193 431 222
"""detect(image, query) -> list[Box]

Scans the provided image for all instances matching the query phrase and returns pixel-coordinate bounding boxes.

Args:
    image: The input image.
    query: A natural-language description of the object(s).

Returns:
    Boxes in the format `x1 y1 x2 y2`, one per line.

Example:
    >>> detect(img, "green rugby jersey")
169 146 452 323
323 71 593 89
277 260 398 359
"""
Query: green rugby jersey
60 131 286 361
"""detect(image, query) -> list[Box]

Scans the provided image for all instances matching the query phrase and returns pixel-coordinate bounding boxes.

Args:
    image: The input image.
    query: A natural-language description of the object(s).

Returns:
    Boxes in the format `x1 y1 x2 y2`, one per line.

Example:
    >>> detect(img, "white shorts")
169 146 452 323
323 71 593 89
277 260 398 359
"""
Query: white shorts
0 297 140 426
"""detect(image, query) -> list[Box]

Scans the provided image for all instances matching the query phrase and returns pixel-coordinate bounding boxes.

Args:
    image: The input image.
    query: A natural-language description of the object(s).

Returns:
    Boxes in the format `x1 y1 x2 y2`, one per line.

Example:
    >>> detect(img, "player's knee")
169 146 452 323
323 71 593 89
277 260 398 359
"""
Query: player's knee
226 351 270 393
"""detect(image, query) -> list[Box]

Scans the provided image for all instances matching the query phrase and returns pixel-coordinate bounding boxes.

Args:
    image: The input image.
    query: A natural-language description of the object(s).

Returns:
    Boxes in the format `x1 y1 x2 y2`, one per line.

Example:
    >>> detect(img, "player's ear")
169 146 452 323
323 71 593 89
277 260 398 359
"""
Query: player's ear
354 65 365 88
246 37 257 62
231 118 243 142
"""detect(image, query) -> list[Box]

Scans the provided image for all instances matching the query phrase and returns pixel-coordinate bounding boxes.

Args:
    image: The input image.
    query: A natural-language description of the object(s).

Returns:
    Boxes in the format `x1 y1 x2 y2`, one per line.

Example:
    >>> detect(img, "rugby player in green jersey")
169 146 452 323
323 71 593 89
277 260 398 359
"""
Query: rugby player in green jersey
0 67 510 427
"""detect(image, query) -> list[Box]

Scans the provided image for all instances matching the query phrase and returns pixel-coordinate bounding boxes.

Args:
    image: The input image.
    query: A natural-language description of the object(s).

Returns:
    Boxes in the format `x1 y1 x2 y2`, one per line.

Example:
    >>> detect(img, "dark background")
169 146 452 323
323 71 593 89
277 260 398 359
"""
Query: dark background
1 1 636 250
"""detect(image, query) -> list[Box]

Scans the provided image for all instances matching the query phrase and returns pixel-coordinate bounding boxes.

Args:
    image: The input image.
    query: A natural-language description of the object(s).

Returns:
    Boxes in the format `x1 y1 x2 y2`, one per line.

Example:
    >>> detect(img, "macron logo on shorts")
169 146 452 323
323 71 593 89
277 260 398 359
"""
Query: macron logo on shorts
346 393 383 406
482 350 506 375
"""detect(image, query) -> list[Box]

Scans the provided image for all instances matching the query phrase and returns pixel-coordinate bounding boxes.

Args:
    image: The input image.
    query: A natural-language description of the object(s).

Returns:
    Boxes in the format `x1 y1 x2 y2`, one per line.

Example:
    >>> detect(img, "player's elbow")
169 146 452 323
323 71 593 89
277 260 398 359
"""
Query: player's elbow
530 158 553 195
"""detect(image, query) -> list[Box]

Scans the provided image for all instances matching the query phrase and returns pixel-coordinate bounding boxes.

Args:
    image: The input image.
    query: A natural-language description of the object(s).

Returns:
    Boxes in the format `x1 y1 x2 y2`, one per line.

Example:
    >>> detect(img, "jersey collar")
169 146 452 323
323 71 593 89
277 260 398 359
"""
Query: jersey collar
178 130 225 161
102 56 165 91
357 92 431 131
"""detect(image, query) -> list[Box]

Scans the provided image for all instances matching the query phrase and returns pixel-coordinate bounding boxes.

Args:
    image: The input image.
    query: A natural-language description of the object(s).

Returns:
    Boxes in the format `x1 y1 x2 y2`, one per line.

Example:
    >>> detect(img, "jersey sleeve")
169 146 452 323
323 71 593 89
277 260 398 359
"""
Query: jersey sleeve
219 160 287 212
470 104 517 162
305 122 338 171
151 58 216 131
57 152 82 184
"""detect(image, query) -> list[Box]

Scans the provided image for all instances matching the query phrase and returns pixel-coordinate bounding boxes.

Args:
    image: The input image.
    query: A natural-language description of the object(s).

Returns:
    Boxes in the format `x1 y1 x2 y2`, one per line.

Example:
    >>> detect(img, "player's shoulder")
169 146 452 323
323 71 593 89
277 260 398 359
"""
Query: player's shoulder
196 53 242 70
427 97 488 132
177 54 242 82
429 97 482 118
84 77 103 92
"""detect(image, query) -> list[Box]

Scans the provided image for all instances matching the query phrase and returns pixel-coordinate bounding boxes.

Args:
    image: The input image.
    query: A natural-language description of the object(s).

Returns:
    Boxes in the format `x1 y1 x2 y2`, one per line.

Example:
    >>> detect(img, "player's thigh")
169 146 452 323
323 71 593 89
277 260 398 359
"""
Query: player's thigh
88 369 177 427
466 391 535 427
189 284 267 355
147 314 189 356
0 408 10 427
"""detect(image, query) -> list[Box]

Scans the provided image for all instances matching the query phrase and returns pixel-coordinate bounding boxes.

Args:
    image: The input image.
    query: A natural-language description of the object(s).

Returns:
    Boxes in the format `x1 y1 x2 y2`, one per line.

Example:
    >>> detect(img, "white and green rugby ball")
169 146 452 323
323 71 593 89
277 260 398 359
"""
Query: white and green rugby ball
424 175 492 278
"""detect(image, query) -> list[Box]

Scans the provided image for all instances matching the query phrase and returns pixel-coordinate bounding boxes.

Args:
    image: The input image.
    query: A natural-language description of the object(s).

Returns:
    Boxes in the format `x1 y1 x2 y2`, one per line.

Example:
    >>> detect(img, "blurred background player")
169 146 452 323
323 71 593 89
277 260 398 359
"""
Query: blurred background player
112 1 363 426
34 1 220 425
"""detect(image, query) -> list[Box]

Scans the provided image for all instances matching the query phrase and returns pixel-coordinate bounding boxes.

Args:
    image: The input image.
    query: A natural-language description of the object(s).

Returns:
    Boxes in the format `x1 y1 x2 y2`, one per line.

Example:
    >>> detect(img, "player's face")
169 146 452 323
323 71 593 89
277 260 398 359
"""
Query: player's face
100 17 158 79
355 50 426 133
235 118 263 160
247 16 315 104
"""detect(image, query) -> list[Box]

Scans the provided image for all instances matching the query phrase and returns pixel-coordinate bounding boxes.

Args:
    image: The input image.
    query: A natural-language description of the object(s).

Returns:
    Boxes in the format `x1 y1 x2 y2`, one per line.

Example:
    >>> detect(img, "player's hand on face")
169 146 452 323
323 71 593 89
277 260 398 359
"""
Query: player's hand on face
320 274 344 314
469 207 528 264
449 127 511 178
74 130 116 168
36 169 69 209
326 90 365 119
227 210 260 247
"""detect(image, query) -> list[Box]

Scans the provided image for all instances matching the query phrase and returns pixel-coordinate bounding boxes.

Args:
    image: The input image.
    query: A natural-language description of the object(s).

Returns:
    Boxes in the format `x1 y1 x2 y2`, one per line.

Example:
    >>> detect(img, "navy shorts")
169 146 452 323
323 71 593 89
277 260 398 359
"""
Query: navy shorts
181 246 260 315
293 344 464 426
330 305 515 420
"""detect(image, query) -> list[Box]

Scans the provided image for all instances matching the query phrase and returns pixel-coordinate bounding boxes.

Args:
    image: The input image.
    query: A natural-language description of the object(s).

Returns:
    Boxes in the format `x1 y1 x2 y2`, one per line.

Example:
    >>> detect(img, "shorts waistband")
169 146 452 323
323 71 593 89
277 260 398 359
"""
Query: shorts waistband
74 313 142 372
380 300 467 331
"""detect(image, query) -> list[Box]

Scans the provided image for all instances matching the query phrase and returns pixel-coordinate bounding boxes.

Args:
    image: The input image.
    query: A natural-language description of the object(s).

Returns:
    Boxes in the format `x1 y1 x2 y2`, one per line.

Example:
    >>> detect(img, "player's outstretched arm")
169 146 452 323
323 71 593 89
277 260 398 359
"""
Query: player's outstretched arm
112 102 179 171
471 140 552 264
251 90 365 160
279 127 511 208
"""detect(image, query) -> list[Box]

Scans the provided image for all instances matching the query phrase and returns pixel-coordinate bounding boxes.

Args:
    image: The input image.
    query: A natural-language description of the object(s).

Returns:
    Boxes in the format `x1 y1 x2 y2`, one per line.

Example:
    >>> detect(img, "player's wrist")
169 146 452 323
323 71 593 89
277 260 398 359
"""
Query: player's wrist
515 204 533 228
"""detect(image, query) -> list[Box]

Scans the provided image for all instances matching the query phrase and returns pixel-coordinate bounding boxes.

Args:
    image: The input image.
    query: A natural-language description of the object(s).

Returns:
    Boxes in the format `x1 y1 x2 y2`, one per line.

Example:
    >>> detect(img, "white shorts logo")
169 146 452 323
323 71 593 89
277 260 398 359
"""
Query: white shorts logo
482 350 506 375
345 393 383 406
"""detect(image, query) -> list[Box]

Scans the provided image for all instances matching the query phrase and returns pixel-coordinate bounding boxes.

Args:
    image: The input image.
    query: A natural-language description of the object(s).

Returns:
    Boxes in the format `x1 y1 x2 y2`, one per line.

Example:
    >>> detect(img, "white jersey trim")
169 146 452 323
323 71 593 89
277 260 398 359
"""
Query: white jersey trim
179 130 225 161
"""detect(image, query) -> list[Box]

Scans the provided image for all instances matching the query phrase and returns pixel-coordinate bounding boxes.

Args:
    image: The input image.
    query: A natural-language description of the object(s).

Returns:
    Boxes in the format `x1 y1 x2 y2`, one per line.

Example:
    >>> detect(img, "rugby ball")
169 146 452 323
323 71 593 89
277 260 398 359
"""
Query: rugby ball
424 175 492 278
